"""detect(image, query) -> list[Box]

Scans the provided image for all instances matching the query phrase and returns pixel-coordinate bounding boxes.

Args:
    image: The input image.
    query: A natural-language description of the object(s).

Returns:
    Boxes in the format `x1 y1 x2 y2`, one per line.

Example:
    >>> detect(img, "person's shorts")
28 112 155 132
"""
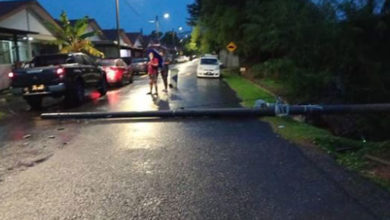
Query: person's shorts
160 70 168 80
148 73 157 81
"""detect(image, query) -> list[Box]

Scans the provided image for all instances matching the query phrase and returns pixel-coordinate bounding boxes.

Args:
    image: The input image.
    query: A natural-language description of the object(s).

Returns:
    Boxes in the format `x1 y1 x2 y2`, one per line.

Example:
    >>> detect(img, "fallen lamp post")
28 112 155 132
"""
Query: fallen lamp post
40 102 390 120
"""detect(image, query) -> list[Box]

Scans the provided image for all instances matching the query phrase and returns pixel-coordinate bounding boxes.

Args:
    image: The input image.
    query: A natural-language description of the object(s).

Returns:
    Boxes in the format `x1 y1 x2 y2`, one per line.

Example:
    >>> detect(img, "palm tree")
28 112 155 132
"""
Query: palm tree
47 12 104 58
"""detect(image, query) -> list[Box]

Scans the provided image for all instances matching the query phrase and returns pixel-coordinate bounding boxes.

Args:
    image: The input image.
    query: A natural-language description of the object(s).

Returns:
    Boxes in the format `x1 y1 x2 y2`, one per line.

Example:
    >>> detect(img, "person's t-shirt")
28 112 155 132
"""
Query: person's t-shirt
148 58 159 75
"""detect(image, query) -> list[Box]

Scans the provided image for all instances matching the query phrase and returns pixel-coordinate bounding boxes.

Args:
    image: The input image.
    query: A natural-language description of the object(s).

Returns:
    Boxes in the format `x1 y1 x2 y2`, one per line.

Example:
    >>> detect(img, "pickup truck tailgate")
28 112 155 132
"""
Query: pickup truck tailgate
11 67 61 87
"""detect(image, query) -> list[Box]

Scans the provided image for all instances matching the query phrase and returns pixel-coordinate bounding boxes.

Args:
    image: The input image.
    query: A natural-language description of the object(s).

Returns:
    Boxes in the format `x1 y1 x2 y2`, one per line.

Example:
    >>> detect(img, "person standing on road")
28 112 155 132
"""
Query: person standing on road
147 52 159 95
160 51 169 92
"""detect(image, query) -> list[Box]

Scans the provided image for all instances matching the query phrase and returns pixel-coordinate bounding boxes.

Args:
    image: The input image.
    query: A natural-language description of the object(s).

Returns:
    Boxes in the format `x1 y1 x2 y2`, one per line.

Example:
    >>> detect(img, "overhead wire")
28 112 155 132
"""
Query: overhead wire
122 0 151 27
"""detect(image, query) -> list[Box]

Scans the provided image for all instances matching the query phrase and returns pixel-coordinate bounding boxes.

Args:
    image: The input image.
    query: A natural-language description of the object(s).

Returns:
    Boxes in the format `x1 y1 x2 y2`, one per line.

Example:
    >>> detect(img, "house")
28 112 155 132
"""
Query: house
61 19 143 59
0 0 61 90
100 29 133 58
142 35 152 51
0 0 60 61
0 27 37 90
67 18 107 42
65 18 117 57
61 19 128 58
126 32 142 48
126 32 144 57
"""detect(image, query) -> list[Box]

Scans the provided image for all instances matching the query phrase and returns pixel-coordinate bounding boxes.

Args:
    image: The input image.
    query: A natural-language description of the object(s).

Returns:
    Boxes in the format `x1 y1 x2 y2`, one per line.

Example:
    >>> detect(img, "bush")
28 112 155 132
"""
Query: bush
286 70 334 102
250 59 297 80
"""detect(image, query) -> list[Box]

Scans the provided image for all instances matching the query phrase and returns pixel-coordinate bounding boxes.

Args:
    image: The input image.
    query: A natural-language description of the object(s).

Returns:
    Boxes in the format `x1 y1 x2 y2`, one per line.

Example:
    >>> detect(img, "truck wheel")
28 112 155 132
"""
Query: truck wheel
24 96 42 110
65 80 85 106
98 77 108 96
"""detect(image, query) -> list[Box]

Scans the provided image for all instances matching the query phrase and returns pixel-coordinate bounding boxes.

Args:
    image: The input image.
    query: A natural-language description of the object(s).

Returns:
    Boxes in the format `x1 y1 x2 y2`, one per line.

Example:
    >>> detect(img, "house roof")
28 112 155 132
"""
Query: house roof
142 35 152 49
126 32 141 43
102 29 119 41
0 0 61 34
67 18 107 40
0 0 30 19
102 29 132 46
0 26 38 35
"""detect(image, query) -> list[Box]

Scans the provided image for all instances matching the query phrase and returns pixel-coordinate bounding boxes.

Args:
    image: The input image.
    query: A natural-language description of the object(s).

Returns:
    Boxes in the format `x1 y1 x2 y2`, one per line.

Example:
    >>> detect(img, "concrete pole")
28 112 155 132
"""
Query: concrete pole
26 9 32 60
115 0 121 58
41 104 390 120
155 16 160 43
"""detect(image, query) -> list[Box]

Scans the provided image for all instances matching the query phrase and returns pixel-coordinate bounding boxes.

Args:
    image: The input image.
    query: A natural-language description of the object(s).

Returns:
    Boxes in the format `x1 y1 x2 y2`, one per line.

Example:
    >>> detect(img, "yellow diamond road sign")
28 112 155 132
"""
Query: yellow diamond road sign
226 42 237 52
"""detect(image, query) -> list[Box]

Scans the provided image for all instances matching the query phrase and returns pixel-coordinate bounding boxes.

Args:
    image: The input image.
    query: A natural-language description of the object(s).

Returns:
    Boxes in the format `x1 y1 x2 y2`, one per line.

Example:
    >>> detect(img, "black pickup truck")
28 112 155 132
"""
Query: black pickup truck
9 53 107 109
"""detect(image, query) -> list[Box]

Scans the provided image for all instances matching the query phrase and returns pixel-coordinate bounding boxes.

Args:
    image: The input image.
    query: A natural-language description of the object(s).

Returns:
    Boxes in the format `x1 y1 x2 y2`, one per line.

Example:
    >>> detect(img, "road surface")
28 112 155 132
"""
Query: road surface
0 60 389 219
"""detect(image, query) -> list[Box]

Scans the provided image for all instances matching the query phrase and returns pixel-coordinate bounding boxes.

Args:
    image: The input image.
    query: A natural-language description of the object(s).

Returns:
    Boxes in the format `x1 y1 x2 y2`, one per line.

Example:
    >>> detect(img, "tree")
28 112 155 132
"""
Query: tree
160 31 180 47
47 12 104 57
150 30 164 41
187 0 201 26
186 0 390 139
186 24 201 53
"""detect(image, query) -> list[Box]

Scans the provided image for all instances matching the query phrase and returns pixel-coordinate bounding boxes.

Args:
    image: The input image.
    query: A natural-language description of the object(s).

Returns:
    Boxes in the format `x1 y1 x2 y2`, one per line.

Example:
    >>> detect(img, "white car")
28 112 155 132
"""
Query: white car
197 57 221 78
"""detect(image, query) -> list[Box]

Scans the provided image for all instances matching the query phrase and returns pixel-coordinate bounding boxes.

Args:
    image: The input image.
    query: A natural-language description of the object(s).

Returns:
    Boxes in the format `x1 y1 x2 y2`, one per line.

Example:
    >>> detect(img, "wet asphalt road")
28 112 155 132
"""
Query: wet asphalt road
0 60 389 219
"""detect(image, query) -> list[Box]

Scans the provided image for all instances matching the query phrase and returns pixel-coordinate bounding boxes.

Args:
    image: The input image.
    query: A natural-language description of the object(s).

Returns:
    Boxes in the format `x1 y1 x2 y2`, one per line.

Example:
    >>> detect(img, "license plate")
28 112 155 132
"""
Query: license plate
32 84 45 91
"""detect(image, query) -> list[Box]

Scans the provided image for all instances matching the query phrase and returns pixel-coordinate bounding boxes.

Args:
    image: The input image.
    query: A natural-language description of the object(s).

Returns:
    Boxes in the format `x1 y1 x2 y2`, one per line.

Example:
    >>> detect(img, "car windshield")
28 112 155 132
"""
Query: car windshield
201 58 218 65
97 59 116 66
32 55 70 67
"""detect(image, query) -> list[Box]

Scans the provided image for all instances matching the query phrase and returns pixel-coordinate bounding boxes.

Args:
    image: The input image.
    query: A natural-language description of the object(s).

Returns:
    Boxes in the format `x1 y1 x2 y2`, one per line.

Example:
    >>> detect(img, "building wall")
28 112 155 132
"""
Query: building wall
96 46 118 59
133 39 142 49
0 64 11 90
119 36 127 46
0 40 12 64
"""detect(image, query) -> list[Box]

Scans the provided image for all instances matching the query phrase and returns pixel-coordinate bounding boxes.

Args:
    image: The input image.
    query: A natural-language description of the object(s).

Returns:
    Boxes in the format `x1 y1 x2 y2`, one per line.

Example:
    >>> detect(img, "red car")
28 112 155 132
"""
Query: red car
98 59 133 86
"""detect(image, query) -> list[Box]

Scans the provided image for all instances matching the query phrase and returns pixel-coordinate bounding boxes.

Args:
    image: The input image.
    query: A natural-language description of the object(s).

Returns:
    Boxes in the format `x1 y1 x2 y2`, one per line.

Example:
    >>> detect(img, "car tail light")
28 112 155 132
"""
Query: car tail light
56 68 65 78
106 68 117 81
104 66 124 82
8 72 14 78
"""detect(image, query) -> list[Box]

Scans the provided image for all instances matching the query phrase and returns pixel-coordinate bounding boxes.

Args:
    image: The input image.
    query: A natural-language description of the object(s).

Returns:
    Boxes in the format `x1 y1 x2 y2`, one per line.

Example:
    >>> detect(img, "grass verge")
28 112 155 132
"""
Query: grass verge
223 69 390 191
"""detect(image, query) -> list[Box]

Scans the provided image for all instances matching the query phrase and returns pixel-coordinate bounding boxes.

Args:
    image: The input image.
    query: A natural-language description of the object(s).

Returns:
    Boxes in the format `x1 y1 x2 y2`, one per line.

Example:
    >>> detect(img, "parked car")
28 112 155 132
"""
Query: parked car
97 58 133 86
130 58 148 74
197 56 221 78
8 53 107 109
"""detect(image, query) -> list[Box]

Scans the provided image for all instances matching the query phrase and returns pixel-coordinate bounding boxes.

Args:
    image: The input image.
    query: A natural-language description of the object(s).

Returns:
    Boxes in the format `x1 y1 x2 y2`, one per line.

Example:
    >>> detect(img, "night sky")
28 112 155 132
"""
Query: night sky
34 0 194 34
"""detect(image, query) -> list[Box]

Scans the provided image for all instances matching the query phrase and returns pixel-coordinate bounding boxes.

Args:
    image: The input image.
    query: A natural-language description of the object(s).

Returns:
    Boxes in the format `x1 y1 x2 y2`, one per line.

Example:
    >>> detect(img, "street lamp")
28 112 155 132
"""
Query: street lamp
178 26 183 32
163 13 170 19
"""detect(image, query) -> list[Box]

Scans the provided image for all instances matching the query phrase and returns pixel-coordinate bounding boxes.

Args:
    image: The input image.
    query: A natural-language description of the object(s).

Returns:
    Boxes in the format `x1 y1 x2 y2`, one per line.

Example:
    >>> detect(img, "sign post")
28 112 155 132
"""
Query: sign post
225 42 238 68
